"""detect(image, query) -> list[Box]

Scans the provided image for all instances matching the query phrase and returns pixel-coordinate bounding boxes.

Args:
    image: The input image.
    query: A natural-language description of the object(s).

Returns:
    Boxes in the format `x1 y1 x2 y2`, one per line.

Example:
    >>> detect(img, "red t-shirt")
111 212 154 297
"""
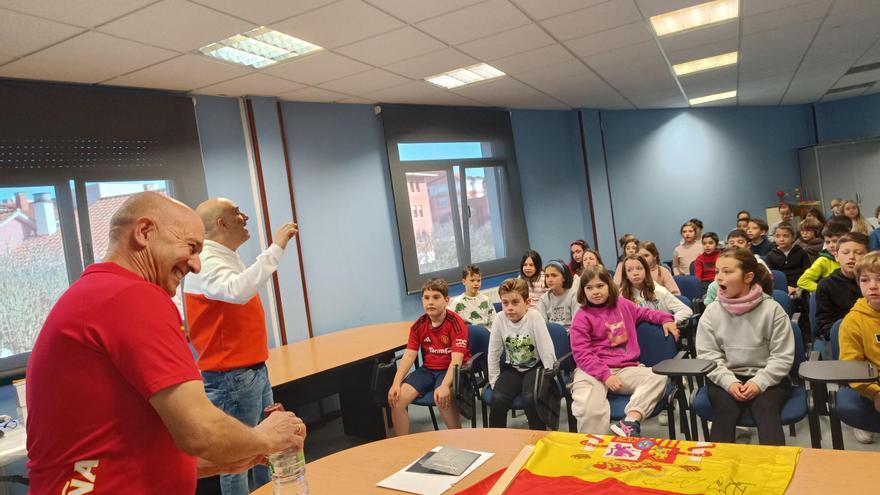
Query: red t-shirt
407 310 470 370
26 263 202 494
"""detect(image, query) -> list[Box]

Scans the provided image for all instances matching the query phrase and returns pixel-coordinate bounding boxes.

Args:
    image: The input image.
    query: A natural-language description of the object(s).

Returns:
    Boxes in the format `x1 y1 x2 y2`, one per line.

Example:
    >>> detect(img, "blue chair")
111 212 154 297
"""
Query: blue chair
480 323 569 429
689 261 696 275
663 260 674 273
692 321 808 441
676 294 699 361
771 270 788 292
772 289 793 318
674 275 703 303
822 321 880 449
493 302 502 314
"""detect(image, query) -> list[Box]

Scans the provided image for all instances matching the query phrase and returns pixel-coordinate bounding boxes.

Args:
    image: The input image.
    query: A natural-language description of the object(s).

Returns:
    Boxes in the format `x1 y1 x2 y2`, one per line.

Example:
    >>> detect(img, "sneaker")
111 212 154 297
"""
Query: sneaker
853 428 875 444
657 410 668 426
611 419 641 438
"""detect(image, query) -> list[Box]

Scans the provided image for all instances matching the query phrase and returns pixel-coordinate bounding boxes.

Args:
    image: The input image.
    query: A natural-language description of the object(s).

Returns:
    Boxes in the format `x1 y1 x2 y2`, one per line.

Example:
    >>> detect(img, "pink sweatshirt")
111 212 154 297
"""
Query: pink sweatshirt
570 297 673 382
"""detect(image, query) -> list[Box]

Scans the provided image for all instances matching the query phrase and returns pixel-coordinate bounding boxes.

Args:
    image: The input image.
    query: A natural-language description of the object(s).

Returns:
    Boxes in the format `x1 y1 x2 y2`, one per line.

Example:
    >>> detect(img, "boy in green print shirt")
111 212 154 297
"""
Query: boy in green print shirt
448 264 496 328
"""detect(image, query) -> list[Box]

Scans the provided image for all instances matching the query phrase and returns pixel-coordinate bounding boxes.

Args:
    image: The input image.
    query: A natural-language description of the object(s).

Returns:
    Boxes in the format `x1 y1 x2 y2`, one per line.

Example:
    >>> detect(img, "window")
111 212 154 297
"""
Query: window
381 106 529 293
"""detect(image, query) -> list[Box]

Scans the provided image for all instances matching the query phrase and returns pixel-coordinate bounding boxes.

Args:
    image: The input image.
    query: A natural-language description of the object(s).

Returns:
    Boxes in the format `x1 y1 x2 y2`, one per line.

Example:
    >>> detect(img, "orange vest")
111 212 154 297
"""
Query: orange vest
184 293 268 372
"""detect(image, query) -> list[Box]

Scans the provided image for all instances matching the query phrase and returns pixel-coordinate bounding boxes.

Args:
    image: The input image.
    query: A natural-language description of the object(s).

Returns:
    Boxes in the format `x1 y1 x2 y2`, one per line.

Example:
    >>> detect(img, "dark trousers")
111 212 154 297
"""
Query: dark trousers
707 376 791 446
489 363 545 430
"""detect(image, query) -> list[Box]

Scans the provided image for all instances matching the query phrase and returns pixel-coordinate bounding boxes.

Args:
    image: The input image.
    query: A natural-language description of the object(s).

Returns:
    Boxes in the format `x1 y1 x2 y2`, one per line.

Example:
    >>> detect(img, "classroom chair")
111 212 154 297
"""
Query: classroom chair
690 321 809 443
689 261 695 276
539 322 689 439
493 302 502 314
772 289 793 318
771 270 788 292
479 323 569 429
803 320 880 450
674 275 703 305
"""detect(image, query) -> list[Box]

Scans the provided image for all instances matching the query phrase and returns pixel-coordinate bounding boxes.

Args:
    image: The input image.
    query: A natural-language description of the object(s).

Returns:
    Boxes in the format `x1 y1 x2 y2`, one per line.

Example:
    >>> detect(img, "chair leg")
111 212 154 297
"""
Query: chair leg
807 389 823 448
481 401 488 428
828 391 845 450
428 406 439 431
788 423 796 437
701 419 710 442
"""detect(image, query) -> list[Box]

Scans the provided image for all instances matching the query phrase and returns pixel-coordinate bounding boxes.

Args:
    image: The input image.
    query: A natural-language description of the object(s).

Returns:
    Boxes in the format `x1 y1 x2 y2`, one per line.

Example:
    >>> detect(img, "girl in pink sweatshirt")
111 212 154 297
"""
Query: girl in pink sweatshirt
569 266 679 437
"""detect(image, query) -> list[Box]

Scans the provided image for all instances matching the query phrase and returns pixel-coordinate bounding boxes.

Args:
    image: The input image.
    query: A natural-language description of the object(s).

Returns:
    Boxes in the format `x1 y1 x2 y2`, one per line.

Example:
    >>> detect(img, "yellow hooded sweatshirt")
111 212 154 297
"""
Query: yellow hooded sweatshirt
839 298 880 399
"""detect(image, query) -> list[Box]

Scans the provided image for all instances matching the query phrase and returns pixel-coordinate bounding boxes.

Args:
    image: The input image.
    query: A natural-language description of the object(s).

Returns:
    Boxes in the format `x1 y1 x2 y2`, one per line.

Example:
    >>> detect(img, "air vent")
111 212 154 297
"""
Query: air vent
844 62 880 75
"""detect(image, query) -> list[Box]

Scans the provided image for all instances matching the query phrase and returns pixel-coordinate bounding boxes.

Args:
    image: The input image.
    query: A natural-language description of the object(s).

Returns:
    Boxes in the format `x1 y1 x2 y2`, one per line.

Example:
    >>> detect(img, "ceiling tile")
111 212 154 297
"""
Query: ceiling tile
195 73 304 96
565 22 654 58
801 19 878 68
451 77 541 105
540 1 642 41
0 55 13 65
104 53 252 91
742 0 830 36
337 96 374 104
820 86 869 101
98 0 255 52
415 0 531 45
825 0 880 25
457 24 555 61
504 92 571 109
742 0 824 16
678 64 738 96
365 80 478 105
262 52 371 85
833 69 880 88
271 0 404 49
279 86 352 102
190 0 336 25
583 40 664 70
0 0 155 28
318 68 410 95
635 0 709 18
0 8 85 58
857 41 880 65
363 0 485 23
0 31 175 84
510 0 608 21
596 62 679 95
383 48 477 79
515 60 590 87
665 36 738 65
658 20 739 54
781 81 828 104
337 27 447 67
489 44 576 75
629 90 688 108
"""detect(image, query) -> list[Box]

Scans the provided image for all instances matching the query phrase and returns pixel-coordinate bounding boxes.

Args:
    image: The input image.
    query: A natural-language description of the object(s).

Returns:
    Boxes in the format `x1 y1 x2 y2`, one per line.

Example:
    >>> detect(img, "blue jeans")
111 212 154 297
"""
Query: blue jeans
203 363 273 495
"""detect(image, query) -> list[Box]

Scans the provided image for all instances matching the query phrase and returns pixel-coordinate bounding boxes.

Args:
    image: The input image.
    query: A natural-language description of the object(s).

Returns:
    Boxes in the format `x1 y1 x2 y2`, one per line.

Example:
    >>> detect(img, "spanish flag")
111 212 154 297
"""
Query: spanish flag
457 432 800 495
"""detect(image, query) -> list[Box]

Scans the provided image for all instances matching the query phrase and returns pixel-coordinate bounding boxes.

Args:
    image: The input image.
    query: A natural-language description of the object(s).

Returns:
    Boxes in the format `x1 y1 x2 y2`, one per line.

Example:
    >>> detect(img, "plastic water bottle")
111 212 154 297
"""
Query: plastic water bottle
264 403 309 495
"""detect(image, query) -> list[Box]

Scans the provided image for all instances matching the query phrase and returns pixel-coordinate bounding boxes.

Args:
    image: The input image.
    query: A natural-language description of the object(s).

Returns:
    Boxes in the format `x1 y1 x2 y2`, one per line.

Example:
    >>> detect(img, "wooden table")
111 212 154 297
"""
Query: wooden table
267 321 410 440
254 428 880 495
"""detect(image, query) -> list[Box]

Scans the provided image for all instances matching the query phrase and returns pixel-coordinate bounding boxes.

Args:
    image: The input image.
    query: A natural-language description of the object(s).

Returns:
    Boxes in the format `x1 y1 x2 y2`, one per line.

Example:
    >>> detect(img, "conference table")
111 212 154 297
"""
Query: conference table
253 428 880 495
267 321 410 440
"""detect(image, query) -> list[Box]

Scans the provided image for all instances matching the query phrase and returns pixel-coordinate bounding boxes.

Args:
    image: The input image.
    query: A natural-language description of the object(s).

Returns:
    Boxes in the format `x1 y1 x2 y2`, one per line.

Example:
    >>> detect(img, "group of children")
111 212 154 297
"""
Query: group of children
386 200 880 447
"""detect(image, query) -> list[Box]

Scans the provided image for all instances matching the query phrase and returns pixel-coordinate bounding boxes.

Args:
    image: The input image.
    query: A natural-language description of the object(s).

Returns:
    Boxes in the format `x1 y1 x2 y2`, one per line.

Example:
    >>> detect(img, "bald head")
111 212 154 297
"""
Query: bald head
109 192 195 242
195 197 250 250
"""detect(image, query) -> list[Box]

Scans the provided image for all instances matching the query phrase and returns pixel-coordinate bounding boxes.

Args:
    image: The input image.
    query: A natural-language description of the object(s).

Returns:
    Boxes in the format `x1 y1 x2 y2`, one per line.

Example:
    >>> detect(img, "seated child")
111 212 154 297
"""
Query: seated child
569 240 589 276
797 221 849 292
537 260 579 329
638 241 680 295
448 264 496 328
672 221 702 275
747 218 772 257
388 278 469 436
696 248 794 445
617 234 639 266
839 251 880 442
488 278 556 430
815 232 869 341
796 218 824 263
694 232 721 292
520 250 547 307
736 210 751 231
765 224 811 295
619 255 693 326
704 230 766 305
569 266 679 437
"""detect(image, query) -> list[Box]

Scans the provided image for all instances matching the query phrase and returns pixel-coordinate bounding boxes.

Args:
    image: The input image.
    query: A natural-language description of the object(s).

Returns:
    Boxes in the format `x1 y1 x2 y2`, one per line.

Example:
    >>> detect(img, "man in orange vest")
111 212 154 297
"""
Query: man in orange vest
185 197 297 495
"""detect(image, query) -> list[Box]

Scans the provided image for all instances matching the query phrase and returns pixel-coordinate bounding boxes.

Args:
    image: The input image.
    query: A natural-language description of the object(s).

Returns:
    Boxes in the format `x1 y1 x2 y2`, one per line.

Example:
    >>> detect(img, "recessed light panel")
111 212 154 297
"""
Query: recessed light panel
651 0 739 37
200 27 321 69
689 90 737 105
674 52 738 76
425 63 505 89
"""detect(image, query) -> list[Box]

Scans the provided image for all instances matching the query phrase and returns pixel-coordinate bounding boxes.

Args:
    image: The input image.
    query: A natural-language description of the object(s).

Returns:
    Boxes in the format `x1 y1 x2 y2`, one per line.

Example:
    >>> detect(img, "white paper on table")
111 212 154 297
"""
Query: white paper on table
376 446 494 495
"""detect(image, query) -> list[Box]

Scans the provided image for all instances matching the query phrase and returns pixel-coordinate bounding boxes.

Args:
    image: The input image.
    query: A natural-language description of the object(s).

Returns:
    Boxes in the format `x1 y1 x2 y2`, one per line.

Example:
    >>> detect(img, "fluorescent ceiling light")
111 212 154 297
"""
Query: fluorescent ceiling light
650 0 739 37
199 27 321 68
674 52 738 76
689 90 737 106
425 63 505 89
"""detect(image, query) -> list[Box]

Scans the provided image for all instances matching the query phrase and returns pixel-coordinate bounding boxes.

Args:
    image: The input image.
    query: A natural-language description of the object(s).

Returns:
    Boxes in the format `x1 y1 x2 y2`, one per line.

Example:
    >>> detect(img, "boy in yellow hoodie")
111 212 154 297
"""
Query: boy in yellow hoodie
797 222 849 292
838 251 880 443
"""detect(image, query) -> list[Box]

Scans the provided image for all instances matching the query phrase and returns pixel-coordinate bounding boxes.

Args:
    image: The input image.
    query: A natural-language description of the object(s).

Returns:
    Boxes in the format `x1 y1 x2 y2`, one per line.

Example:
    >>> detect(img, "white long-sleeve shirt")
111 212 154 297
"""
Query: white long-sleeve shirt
488 309 556 388
184 239 283 304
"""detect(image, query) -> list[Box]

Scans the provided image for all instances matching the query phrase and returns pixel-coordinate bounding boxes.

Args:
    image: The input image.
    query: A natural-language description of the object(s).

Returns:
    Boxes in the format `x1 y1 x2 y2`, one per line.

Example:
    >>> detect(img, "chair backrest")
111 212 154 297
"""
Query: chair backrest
771 270 788 292
689 261 695 275
676 294 692 308
830 319 843 360
467 324 491 356
546 323 574 372
663 260 674 272
772 290 793 317
790 321 806 381
635 322 678 367
674 275 702 302
809 292 819 337
493 302 502 314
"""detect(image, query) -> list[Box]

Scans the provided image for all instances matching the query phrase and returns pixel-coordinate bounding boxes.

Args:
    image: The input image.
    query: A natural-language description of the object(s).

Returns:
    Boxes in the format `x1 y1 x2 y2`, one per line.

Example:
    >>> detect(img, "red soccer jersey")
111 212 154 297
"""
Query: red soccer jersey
26 263 202 494
406 310 470 370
